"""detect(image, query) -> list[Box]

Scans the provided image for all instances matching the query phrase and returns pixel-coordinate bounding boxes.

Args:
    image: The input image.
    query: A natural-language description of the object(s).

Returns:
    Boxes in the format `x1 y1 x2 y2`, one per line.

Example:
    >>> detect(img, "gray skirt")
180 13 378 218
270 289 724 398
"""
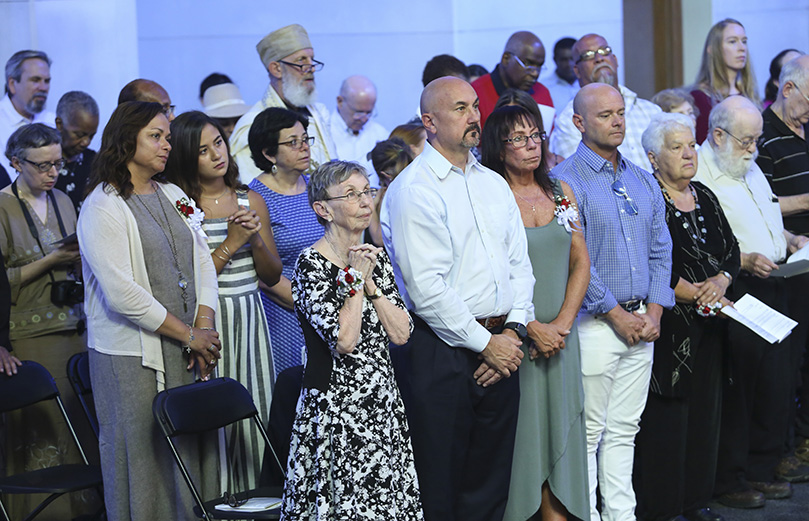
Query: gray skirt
89 341 218 521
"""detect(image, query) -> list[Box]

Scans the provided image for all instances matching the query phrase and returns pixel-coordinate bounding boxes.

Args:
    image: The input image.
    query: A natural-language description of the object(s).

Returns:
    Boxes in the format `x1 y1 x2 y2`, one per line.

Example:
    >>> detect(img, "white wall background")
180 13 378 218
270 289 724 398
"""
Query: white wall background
2 0 808 151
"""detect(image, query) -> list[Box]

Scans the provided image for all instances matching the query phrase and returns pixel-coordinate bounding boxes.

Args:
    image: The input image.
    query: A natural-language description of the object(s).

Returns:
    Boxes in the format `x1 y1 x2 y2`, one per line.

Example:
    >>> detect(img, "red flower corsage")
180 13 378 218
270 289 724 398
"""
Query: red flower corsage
336 266 364 298
553 194 580 232
176 198 195 217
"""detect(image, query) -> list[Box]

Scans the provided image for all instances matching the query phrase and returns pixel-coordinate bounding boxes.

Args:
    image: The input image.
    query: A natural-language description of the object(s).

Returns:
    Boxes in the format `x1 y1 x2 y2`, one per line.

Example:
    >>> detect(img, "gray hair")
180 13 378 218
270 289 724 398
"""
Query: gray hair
708 101 735 138
651 88 697 115
308 160 368 226
5 123 61 163
779 56 809 95
56 91 99 121
4 50 51 95
642 112 696 157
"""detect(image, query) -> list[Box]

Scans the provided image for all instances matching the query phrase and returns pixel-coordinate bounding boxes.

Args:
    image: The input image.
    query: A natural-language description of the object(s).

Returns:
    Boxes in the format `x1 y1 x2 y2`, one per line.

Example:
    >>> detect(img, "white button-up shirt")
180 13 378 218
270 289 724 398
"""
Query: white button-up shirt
380 142 535 352
540 71 580 118
694 142 787 262
329 109 388 188
0 94 56 181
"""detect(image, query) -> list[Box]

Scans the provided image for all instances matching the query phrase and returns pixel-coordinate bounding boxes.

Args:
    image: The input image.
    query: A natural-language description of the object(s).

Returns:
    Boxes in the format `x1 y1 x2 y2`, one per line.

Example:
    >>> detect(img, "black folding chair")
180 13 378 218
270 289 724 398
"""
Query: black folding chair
152 377 284 520
67 351 99 438
0 361 104 521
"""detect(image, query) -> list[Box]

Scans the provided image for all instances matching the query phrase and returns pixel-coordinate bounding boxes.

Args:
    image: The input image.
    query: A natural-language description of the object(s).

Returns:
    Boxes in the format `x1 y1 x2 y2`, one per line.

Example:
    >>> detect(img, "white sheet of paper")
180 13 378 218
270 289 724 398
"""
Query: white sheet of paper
720 293 797 344
214 497 282 512
787 243 809 263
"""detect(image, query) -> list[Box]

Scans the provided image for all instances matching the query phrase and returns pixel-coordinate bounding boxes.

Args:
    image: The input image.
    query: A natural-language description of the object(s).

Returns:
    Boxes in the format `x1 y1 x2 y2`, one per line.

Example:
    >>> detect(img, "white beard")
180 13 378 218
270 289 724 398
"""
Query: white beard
714 138 758 180
281 67 317 108
591 64 617 89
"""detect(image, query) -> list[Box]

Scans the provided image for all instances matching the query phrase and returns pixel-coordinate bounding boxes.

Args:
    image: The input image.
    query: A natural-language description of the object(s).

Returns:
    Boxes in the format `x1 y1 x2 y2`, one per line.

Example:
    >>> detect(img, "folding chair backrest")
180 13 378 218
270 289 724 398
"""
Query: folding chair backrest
153 377 259 437
66 352 99 437
0 361 59 413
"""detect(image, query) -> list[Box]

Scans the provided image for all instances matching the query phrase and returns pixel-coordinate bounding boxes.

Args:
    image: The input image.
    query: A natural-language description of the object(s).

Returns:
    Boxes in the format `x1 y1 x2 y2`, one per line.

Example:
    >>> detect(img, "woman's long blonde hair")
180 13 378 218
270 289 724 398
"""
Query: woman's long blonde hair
693 18 760 107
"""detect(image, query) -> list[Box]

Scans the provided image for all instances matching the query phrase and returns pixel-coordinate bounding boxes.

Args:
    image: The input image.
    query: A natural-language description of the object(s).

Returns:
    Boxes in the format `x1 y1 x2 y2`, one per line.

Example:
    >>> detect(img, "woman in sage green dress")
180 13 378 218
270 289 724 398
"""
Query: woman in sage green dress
482 105 591 521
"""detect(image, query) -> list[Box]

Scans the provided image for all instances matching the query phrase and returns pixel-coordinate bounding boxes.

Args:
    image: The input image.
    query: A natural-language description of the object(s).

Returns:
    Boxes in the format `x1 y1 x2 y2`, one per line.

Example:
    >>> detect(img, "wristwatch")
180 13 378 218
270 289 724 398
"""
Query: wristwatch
503 322 527 340
366 287 383 300
719 270 732 283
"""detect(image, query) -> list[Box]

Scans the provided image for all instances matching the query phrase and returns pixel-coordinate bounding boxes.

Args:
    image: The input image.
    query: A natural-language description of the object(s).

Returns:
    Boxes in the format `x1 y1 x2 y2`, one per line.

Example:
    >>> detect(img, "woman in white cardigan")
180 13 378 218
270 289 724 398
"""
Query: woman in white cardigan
78 101 222 521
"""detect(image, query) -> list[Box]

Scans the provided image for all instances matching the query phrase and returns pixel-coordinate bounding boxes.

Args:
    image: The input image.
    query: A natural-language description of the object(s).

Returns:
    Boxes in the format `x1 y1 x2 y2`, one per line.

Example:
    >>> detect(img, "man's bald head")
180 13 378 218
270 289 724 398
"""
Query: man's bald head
420 76 481 158
572 33 618 88
337 75 378 131
500 31 546 91
504 31 542 55
572 83 626 151
118 79 174 120
709 95 763 148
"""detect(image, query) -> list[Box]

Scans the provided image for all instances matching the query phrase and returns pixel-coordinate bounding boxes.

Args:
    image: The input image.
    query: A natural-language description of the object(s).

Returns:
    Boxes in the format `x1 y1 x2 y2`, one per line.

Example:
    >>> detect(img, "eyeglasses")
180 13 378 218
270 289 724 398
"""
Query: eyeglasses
23 158 65 172
503 131 547 148
221 492 247 508
162 104 176 118
344 101 377 119
511 54 546 73
719 127 758 150
611 179 638 216
576 46 613 64
322 188 379 204
279 59 325 74
278 135 315 150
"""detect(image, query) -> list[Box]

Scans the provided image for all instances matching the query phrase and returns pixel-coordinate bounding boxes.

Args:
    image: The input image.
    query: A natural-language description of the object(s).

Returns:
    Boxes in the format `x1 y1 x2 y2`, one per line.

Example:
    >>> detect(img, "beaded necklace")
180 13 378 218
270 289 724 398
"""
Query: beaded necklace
656 178 707 244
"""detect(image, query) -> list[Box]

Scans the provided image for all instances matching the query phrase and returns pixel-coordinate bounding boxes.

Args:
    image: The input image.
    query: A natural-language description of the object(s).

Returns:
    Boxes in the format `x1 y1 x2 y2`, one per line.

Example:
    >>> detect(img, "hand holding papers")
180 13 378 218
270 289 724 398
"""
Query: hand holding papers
720 294 797 344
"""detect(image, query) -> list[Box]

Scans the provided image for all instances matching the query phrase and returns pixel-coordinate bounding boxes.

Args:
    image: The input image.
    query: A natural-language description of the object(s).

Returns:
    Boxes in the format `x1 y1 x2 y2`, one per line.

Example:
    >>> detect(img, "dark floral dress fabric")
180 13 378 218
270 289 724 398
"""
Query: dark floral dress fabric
281 247 423 520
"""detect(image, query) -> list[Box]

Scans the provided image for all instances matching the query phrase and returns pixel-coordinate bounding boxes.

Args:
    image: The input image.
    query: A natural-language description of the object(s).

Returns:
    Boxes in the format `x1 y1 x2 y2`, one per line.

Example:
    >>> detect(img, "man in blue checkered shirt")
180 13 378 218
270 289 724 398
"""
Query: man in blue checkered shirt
553 83 674 521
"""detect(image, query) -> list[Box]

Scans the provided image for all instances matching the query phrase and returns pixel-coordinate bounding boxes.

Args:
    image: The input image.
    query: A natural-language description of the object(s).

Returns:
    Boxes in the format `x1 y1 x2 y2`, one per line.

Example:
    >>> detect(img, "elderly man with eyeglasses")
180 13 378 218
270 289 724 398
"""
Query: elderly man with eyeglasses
472 31 555 129
694 95 809 509
550 33 660 171
117 78 176 122
330 75 388 188
230 23 336 183
553 83 674 521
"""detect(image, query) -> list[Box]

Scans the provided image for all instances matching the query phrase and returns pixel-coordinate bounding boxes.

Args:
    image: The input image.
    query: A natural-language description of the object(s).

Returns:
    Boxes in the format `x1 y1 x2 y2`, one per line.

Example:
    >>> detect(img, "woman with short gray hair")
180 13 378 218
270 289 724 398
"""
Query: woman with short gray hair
280 159 423 519
634 113 741 520
0 123 97 519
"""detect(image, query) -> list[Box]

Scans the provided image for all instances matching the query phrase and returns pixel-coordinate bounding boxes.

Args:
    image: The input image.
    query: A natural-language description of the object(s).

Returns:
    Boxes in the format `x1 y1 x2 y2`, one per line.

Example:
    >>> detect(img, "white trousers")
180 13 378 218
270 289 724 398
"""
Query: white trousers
578 311 653 521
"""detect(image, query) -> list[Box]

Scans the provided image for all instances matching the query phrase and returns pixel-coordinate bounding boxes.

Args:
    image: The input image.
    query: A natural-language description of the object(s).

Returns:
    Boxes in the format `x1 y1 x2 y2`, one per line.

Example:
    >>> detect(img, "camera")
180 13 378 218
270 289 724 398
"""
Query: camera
51 280 84 307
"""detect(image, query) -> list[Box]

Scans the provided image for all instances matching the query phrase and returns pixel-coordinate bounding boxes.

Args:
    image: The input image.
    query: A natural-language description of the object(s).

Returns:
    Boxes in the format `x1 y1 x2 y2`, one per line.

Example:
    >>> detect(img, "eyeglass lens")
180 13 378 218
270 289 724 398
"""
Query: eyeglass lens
611 180 638 216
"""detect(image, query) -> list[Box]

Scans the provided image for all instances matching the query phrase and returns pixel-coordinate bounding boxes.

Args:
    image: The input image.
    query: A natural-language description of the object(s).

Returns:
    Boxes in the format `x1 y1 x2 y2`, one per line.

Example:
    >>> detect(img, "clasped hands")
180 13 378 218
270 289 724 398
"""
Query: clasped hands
347 244 383 286
605 305 661 347
226 206 262 245
186 327 221 380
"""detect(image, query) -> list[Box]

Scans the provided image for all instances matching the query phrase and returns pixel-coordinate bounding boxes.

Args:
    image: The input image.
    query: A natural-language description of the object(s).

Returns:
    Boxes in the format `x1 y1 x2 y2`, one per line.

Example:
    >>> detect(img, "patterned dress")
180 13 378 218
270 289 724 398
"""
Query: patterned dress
203 190 274 492
281 248 423 520
249 177 323 377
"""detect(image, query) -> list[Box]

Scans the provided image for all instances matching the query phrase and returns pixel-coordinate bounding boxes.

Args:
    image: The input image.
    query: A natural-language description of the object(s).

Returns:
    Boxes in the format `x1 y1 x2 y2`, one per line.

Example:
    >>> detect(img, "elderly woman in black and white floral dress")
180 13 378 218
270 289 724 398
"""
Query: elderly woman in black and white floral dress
280 160 423 520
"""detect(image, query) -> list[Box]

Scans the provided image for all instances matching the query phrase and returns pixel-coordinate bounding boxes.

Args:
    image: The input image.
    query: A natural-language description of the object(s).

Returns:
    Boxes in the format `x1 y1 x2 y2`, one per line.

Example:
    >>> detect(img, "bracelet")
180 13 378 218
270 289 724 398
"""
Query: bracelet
221 244 233 257
181 325 194 354
213 250 229 263
197 315 214 322
199 327 215 331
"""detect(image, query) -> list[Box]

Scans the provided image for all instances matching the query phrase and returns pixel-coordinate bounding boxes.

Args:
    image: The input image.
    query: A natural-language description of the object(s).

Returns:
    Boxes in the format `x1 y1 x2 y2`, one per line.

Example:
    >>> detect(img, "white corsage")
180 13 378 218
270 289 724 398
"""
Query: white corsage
554 194 580 233
336 266 364 299
175 197 206 237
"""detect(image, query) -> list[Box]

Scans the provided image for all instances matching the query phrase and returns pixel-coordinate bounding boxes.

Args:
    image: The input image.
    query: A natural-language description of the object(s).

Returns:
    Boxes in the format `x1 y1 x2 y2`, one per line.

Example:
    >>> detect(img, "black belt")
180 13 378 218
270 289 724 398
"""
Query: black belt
619 300 643 312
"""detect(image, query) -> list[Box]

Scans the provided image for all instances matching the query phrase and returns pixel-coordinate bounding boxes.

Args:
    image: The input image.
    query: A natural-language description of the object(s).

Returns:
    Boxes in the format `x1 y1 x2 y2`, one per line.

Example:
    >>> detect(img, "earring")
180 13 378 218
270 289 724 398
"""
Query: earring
271 164 277 174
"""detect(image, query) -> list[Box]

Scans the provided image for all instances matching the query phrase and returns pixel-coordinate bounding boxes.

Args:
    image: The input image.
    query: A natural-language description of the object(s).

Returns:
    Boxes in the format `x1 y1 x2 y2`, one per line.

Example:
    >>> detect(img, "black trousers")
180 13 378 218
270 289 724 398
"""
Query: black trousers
714 275 794 494
393 317 520 521
634 324 724 521
786 274 809 444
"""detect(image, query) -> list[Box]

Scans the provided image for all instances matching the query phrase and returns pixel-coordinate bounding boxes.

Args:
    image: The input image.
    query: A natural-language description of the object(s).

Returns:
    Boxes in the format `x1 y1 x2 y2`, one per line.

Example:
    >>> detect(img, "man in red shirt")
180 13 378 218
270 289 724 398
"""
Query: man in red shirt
472 31 554 129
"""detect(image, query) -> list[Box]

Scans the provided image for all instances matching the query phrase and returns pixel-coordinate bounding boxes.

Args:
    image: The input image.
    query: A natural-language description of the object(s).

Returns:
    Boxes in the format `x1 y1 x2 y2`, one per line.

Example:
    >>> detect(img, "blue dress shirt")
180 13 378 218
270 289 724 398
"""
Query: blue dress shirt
553 142 674 315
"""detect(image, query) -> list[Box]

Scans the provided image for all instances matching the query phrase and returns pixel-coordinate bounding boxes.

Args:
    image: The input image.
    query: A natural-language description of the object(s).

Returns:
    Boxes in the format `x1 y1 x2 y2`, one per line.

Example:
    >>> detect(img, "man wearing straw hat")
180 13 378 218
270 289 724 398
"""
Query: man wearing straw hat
230 23 336 183
202 83 249 140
